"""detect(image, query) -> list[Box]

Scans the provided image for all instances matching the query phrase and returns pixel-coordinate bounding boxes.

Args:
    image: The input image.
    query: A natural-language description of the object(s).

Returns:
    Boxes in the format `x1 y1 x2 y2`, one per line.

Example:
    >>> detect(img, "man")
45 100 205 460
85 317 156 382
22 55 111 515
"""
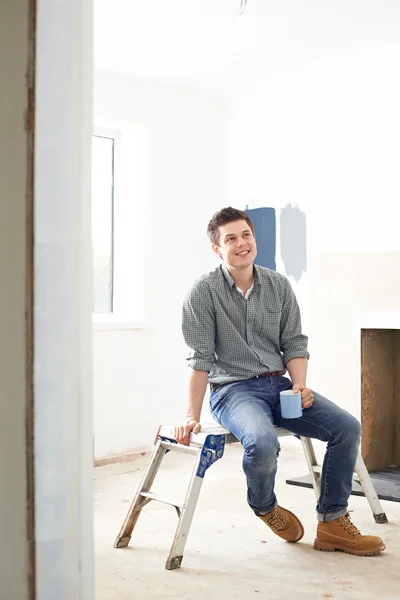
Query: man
175 207 385 556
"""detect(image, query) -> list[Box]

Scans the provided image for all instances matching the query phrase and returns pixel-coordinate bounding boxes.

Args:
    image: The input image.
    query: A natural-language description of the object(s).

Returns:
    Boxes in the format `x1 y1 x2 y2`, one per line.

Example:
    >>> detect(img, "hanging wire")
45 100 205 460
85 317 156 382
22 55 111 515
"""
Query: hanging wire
237 0 248 17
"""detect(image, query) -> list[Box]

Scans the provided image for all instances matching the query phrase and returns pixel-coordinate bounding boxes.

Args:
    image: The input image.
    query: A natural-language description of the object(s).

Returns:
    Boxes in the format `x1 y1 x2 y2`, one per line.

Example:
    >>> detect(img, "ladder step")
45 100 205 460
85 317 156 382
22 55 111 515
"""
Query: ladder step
141 491 183 510
311 465 359 479
160 440 199 455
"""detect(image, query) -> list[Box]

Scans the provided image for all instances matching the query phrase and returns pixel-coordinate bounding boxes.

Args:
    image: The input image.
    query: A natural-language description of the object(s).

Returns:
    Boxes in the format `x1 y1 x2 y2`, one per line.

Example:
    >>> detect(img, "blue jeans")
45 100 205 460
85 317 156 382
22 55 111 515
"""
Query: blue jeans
209 375 361 522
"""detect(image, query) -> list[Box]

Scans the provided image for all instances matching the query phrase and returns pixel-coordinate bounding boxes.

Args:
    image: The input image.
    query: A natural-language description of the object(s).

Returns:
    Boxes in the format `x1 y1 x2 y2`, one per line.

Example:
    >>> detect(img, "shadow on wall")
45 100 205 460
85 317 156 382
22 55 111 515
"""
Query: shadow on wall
280 203 307 282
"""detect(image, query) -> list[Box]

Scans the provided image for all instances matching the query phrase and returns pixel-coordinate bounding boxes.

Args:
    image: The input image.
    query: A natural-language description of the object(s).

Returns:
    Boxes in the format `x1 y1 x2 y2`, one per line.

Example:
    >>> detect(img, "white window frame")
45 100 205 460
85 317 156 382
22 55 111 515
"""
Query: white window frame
91 130 116 315
92 124 146 330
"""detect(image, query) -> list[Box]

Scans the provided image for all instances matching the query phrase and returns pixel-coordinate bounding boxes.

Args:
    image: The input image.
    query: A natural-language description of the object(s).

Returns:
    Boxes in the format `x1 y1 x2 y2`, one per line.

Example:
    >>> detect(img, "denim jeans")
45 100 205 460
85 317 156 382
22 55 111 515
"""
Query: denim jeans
209 375 361 522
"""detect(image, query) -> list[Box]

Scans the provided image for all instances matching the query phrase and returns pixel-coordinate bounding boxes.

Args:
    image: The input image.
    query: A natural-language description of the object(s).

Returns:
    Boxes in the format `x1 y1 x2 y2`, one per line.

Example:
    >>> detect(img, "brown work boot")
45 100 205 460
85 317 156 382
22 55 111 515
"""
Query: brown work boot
314 512 386 556
259 505 304 542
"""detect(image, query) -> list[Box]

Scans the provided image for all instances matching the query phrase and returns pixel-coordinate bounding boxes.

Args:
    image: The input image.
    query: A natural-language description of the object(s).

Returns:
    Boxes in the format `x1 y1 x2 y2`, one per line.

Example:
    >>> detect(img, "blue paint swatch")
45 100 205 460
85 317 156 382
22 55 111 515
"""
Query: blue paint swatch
245 207 276 271
280 204 307 281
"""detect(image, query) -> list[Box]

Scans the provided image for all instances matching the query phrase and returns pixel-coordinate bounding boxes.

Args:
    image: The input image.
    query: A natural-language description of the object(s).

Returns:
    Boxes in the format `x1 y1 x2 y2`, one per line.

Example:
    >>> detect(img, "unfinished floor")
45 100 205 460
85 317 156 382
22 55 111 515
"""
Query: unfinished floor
95 438 400 600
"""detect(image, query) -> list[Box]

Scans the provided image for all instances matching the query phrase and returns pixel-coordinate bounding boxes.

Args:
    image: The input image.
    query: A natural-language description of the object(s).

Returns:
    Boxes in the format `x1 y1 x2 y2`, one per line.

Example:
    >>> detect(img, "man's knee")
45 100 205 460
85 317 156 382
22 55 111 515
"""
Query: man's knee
334 412 361 446
242 429 280 466
344 414 361 442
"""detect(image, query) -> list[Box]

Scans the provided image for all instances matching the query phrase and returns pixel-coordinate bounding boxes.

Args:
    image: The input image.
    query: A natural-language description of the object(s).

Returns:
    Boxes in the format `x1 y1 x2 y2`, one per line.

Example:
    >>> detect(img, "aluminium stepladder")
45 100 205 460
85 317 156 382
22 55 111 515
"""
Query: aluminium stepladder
113 423 388 570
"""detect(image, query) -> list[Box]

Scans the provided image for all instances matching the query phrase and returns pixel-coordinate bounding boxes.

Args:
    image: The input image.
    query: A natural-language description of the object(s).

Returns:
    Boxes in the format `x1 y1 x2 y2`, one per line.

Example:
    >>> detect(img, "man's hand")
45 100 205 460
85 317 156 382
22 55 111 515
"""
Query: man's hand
174 418 201 446
292 384 314 409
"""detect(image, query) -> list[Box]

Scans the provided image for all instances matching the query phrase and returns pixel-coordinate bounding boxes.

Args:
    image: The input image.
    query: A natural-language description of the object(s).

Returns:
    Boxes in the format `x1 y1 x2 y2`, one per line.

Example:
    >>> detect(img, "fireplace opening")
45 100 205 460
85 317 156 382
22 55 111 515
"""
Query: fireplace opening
361 328 400 501
285 328 400 503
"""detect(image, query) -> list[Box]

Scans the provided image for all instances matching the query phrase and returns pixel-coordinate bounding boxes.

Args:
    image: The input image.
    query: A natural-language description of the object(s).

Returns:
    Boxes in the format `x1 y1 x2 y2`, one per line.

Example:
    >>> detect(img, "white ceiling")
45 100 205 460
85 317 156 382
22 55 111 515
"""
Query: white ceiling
94 0 400 95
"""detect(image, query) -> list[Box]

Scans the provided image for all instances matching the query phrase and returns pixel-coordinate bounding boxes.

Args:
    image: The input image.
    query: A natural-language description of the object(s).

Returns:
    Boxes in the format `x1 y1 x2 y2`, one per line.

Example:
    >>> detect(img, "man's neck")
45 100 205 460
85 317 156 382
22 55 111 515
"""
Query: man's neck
226 263 254 293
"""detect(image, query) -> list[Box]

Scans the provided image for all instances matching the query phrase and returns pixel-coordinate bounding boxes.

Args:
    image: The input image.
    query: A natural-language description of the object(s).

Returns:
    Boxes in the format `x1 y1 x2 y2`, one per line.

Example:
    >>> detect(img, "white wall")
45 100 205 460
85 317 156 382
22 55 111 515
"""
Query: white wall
35 1 94 598
94 18 400 458
224 42 400 421
0 2 30 598
1 2 94 598
93 71 224 458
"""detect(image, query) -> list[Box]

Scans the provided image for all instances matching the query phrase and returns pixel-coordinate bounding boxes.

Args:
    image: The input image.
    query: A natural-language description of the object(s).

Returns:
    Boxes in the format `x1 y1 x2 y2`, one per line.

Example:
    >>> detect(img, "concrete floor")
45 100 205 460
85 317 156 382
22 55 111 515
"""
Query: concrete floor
95 438 400 600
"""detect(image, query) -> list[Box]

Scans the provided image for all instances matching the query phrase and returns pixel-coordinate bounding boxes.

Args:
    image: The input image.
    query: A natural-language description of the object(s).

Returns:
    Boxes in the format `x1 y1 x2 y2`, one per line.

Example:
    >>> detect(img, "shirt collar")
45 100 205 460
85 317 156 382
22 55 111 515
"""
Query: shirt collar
221 263 261 289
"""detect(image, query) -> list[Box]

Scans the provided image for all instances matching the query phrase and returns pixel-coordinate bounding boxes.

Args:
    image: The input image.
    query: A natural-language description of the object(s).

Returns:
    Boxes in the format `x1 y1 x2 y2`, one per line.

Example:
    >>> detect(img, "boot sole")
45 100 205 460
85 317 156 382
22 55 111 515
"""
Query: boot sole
277 523 304 543
314 539 386 556
287 521 304 543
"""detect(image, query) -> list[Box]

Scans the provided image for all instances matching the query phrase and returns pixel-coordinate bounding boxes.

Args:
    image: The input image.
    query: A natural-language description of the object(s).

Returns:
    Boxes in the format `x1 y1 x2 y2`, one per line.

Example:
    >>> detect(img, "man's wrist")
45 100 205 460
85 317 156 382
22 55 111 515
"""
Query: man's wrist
186 414 200 422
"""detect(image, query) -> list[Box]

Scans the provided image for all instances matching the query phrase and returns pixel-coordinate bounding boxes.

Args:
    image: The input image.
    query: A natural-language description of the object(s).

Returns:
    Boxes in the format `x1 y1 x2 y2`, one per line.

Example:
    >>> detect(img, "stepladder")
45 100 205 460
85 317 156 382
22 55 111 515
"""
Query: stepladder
113 423 388 570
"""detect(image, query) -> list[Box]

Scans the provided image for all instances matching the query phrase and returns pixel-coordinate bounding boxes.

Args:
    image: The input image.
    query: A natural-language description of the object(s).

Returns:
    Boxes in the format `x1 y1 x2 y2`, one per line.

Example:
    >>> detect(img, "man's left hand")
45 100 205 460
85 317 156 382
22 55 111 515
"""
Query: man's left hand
292 384 314 409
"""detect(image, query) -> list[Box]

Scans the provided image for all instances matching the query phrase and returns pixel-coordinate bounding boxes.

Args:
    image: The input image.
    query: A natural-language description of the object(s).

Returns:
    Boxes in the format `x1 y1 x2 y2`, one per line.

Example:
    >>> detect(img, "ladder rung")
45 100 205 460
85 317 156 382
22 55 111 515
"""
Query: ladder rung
141 491 183 510
311 465 360 478
160 440 199 455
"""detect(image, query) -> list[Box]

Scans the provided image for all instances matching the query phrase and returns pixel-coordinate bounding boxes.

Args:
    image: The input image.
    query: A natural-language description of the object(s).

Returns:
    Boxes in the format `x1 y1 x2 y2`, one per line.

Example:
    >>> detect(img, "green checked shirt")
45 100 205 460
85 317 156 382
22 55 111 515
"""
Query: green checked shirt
182 264 309 385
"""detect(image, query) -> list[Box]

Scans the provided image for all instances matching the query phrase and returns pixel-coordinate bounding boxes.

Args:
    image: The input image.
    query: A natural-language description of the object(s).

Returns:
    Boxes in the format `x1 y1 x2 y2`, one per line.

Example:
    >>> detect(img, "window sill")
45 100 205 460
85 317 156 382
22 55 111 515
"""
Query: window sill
92 315 146 330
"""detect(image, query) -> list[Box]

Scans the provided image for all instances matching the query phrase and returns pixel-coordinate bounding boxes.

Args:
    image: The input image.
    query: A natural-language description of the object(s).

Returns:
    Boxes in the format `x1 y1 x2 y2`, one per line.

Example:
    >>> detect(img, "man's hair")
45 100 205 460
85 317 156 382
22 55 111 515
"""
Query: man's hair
207 207 255 246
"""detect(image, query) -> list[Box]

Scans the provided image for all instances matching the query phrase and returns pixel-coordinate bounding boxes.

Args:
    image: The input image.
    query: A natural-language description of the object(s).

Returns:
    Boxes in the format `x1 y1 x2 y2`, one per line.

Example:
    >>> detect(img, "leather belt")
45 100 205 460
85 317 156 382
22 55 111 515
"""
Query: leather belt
210 372 279 390
256 371 279 378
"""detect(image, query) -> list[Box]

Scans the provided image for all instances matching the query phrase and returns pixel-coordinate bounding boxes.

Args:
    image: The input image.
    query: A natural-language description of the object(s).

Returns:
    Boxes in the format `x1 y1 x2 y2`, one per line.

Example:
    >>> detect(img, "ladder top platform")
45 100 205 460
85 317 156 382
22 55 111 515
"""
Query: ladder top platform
158 423 293 447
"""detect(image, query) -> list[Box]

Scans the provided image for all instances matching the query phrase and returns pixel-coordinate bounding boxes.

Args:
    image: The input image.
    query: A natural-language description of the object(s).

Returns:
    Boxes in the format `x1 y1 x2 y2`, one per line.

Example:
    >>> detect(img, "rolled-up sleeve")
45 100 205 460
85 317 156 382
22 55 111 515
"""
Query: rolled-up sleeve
182 279 216 372
279 278 310 365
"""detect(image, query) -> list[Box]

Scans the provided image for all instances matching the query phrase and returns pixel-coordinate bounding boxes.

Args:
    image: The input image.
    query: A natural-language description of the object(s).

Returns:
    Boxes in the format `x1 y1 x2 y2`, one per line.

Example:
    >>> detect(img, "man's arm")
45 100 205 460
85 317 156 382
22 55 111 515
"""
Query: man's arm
287 357 313 409
182 279 216 373
280 277 310 366
286 356 308 388
174 369 208 445
280 279 313 409
175 280 216 445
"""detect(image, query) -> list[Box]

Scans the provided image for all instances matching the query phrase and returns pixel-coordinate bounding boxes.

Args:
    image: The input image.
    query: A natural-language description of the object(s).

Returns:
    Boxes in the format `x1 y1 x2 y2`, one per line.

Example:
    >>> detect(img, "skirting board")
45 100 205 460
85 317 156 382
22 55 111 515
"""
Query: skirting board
94 450 149 467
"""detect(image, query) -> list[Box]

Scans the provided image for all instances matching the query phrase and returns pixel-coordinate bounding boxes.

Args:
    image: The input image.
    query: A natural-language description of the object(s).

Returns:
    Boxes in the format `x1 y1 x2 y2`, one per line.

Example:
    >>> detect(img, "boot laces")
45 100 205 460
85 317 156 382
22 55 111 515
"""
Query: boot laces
337 513 360 537
262 508 288 531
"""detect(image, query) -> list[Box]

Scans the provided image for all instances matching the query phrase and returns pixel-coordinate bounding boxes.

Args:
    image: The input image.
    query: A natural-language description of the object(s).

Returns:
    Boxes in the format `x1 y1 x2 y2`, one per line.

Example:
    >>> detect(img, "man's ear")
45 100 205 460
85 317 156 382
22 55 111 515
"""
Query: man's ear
212 243 222 259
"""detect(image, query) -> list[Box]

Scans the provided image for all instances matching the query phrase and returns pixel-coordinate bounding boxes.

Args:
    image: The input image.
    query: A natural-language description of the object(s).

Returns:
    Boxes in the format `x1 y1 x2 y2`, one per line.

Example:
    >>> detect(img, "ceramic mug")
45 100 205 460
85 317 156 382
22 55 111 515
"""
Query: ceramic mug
279 390 302 419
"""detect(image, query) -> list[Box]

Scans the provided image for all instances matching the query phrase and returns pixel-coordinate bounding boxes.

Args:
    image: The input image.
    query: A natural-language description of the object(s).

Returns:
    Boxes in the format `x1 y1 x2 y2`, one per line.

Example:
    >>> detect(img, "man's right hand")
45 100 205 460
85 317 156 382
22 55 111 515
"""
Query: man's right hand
174 418 201 446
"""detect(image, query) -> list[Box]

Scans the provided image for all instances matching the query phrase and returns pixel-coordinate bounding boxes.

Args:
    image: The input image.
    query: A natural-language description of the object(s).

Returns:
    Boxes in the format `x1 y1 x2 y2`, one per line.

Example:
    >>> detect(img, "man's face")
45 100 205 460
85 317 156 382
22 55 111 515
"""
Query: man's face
212 219 257 270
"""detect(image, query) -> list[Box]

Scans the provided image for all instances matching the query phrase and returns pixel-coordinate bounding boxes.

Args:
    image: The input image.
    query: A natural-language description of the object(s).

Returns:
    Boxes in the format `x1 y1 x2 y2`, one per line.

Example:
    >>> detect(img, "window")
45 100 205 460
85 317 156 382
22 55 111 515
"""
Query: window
92 134 114 314
91 125 146 328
